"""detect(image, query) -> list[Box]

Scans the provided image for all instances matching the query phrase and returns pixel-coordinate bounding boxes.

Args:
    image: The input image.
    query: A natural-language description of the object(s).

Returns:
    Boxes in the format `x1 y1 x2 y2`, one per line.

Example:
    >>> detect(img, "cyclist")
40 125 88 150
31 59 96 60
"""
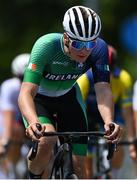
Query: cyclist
132 81 137 162
77 45 135 178
0 54 30 178
18 6 122 179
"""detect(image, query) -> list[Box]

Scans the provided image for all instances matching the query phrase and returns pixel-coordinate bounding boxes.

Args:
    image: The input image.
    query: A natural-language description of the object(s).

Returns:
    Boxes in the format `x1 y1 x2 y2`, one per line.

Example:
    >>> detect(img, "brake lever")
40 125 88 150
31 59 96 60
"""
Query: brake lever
107 123 117 160
28 123 42 161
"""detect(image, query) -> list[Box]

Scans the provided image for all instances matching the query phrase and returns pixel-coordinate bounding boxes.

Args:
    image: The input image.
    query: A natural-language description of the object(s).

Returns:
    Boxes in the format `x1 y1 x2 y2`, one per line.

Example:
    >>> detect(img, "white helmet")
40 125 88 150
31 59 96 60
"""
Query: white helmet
63 6 101 41
11 53 30 76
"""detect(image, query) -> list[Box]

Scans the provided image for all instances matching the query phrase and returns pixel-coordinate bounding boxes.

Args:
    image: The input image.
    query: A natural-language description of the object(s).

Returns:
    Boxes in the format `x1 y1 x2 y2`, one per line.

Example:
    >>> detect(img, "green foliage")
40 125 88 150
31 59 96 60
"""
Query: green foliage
100 0 137 82
0 0 137 82
0 0 83 82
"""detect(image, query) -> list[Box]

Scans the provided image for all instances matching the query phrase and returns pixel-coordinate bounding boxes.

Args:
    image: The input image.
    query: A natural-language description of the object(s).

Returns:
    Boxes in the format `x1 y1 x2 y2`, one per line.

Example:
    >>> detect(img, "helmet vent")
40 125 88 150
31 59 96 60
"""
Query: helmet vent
73 8 83 37
79 7 89 38
69 13 75 35
89 10 96 37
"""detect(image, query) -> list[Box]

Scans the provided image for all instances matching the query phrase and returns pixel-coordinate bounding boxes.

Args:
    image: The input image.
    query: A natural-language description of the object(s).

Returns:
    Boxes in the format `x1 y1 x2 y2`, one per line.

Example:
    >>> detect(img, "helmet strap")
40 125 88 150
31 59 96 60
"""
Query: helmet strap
63 33 71 56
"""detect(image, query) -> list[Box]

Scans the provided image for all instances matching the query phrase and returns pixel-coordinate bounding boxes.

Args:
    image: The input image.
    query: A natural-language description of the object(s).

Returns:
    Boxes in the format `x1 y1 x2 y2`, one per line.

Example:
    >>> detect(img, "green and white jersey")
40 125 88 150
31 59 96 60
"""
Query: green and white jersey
24 33 110 97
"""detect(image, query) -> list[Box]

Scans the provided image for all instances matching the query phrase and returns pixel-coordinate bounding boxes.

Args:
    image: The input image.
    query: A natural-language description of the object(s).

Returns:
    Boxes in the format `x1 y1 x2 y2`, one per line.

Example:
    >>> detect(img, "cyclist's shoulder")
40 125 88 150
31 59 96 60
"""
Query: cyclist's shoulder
119 69 132 85
31 33 63 57
35 33 63 45
1 77 21 92
91 37 108 58
96 37 108 49
96 37 107 45
112 67 132 88
133 80 137 91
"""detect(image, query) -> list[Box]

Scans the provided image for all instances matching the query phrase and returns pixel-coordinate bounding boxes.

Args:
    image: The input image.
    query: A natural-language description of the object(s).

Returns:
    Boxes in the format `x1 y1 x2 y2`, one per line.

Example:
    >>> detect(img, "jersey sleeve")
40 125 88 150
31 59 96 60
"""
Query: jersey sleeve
133 81 137 110
23 35 49 85
91 39 110 83
120 70 133 107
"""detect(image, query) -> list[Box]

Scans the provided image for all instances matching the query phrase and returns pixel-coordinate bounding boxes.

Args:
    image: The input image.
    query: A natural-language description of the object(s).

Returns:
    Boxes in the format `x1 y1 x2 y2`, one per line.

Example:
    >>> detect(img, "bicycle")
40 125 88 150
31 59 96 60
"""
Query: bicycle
28 123 116 179
90 137 114 179
90 137 137 179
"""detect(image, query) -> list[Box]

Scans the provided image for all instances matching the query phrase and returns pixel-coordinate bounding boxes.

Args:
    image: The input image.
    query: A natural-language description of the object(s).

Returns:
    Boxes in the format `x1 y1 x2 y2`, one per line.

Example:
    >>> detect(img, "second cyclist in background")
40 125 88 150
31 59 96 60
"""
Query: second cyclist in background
0 54 30 179
77 45 135 178
132 80 137 177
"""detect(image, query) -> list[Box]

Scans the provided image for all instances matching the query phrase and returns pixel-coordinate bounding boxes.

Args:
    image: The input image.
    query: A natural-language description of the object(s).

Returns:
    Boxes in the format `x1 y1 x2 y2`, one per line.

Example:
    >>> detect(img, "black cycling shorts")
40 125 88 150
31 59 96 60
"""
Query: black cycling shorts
23 84 88 156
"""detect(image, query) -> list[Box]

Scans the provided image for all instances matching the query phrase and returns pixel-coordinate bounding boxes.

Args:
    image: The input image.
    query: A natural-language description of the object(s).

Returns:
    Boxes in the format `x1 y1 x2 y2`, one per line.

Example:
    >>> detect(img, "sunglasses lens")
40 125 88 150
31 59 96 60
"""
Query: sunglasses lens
71 40 96 50
71 41 83 49
87 41 96 49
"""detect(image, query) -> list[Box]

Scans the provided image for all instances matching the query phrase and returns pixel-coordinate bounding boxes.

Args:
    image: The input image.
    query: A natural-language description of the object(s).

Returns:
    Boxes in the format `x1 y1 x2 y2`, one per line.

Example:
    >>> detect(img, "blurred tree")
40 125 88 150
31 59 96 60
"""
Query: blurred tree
0 0 83 81
0 0 137 81
99 0 137 80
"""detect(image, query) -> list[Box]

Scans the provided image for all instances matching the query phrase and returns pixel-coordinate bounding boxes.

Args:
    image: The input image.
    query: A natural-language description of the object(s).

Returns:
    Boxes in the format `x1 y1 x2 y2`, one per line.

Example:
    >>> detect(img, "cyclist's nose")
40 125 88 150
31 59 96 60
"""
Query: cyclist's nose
79 47 92 53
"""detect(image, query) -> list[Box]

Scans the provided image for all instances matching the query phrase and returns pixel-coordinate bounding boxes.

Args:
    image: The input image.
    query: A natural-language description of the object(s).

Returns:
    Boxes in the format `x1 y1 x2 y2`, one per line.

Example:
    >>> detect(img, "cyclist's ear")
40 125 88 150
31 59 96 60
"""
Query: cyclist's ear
63 33 69 45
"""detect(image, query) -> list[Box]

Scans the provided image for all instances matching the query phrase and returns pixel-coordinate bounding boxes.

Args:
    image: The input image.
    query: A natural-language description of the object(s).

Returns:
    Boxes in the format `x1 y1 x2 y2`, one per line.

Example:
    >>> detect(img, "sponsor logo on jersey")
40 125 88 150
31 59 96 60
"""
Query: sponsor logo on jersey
52 61 69 66
77 63 84 68
104 65 110 71
96 64 110 71
45 73 81 81
28 63 37 71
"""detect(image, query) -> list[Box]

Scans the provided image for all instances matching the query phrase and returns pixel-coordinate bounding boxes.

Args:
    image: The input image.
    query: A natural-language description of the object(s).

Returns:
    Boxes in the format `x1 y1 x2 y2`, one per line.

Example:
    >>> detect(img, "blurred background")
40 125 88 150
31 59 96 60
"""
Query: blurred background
0 1 137 179
0 0 137 82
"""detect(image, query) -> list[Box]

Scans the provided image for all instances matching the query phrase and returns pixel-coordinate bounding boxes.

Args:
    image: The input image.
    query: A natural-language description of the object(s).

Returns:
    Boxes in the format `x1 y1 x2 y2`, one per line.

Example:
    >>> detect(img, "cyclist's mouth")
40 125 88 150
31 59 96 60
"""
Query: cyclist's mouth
77 55 86 58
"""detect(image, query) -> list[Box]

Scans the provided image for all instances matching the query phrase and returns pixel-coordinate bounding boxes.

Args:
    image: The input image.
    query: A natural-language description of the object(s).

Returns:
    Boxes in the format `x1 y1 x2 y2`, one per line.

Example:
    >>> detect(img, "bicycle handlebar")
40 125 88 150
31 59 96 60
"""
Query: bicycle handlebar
28 130 116 161
43 131 105 137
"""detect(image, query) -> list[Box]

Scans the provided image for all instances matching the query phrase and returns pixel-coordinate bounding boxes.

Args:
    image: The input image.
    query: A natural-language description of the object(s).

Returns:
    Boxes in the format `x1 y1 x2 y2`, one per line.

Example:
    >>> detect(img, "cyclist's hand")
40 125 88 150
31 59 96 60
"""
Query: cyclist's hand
104 122 122 143
0 139 10 157
0 145 7 157
26 122 46 142
129 144 137 162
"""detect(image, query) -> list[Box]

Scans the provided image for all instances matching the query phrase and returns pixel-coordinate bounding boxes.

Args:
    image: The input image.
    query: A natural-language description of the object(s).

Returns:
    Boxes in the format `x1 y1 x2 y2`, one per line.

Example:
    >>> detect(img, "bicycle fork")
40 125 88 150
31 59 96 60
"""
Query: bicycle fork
50 143 75 179
62 143 75 179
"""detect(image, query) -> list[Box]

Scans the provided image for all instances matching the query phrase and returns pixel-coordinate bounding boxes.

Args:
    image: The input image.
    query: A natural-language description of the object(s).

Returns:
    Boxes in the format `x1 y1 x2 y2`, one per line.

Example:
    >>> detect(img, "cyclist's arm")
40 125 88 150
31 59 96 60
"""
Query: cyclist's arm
130 81 137 161
18 82 45 141
0 81 17 153
2 111 14 141
19 35 48 124
0 110 14 156
91 40 121 141
134 110 137 136
18 82 39 125
133 81 137 136
0 82 17 142
94 82 114 125
122 105 137 161
122 106 135 140
95 82 121 142
119 70 135 140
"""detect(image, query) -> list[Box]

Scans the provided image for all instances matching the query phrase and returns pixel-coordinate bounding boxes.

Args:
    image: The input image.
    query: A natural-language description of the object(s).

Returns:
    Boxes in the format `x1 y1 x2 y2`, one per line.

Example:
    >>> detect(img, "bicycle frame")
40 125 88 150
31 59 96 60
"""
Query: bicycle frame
91 138 137 179
90 137 112 179
28 129 116 179
50 140 76 179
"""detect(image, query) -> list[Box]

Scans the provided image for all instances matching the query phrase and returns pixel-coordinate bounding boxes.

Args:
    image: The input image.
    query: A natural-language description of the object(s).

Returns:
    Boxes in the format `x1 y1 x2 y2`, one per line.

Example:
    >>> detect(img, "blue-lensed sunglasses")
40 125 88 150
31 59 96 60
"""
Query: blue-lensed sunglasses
69 38 96 50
